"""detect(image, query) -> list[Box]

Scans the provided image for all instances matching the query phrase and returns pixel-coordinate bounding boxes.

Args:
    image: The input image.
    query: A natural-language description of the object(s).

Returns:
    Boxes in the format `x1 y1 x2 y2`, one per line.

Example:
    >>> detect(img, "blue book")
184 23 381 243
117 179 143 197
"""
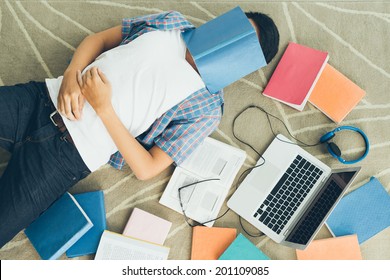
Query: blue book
25 192 93 260
182 6 266 93
218 233 270 260
66 191 106 258
326 177 390 244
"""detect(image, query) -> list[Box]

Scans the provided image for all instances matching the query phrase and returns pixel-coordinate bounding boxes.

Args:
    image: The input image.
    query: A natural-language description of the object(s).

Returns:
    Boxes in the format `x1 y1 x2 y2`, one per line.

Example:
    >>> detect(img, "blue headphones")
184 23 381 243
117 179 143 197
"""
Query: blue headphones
320 126 369 164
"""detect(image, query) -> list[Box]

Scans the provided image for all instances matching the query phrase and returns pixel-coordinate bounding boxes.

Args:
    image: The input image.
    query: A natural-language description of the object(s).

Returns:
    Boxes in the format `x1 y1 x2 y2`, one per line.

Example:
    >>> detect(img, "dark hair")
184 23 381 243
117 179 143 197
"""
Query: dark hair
245 12 279 64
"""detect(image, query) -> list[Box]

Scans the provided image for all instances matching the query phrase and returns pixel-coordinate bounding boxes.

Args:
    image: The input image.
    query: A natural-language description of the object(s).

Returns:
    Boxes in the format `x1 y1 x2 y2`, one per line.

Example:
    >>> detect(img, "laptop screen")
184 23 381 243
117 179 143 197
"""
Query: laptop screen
285 170 358 245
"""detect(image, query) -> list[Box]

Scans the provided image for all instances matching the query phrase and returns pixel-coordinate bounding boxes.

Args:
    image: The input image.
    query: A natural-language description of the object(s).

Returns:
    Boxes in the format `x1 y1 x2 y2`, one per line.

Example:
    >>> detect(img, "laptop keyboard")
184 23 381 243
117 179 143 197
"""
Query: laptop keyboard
253 155 323 234
285 179 342 245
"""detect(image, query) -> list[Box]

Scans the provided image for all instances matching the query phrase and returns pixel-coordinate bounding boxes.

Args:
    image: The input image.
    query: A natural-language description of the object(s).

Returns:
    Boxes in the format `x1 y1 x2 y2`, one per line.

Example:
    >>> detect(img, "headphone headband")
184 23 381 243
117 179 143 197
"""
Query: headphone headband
320 126 369 164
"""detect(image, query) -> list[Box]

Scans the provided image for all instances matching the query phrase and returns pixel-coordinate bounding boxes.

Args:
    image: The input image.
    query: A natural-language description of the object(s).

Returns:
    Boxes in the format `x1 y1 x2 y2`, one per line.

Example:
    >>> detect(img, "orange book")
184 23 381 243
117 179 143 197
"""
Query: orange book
309 64 365 123
296 235 362 260
191 226 237 260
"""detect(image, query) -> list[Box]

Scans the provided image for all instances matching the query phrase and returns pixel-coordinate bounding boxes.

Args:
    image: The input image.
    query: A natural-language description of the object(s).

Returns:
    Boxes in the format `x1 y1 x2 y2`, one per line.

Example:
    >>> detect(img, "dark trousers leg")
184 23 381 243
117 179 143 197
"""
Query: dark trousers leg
0 82 90 248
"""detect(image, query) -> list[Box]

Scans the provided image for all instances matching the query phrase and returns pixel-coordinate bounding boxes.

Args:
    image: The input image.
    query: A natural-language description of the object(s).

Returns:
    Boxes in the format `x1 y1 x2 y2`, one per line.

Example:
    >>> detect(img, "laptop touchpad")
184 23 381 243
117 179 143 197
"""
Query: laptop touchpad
247 161 281 194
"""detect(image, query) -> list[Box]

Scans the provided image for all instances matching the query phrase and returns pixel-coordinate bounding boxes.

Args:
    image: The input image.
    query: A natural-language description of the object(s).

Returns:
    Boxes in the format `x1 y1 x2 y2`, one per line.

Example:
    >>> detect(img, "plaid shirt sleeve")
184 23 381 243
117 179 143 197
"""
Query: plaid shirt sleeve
107 11 195 170
121 10 194 44
154 108 222 166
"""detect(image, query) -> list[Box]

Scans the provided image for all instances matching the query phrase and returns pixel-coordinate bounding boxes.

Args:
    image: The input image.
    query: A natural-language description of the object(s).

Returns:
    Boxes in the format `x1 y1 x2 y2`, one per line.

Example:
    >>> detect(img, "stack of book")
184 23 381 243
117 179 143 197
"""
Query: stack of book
25 190 106 260
263 42 365 123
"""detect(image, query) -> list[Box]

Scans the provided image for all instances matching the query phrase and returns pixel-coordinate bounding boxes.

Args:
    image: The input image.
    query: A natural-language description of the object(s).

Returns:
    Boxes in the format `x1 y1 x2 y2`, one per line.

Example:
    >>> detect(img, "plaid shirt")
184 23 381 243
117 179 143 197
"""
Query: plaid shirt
108 11 224 169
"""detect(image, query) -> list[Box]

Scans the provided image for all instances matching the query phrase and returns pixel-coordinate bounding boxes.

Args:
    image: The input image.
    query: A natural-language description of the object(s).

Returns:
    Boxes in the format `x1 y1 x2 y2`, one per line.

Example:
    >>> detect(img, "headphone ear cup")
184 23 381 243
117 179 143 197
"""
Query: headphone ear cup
327 142 342 158
320 131 335 143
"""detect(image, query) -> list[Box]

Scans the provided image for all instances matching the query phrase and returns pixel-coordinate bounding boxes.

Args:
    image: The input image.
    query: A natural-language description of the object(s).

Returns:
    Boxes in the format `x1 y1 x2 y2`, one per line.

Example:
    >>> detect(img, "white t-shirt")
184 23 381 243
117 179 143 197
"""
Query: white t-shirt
46 30 205 172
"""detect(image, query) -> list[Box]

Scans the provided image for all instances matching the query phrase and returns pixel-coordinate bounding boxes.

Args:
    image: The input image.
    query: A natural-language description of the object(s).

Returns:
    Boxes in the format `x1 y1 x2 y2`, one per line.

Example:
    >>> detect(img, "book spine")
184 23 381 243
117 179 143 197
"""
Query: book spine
50 224 92 260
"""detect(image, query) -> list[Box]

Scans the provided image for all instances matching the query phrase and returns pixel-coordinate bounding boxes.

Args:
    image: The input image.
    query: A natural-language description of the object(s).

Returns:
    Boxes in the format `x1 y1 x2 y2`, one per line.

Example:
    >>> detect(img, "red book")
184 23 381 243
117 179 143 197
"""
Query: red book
263 42 329 111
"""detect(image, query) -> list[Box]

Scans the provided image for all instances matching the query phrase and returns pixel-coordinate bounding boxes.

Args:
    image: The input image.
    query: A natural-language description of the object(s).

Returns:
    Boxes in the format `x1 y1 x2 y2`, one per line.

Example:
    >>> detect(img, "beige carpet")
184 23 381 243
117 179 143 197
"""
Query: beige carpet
0 0 389 260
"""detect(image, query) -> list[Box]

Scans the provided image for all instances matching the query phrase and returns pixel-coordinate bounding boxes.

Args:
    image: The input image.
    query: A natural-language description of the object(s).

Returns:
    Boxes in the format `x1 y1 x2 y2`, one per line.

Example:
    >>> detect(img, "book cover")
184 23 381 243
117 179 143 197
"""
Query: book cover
182 6 266 93
296 235 362 260
218 233 270 260
326 177 390 244
94 230 169 260
309 63 365 123
191 226 237 260
66 190 106 258
122 208 172 245
24 192 93 260
263 42 329 111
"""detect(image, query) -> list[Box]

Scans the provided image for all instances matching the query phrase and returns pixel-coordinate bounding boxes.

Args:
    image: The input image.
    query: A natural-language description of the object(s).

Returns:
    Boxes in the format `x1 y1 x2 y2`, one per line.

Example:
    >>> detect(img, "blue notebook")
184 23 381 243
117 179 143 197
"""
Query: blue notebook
326 177 390 244
66 191 106 258
25 192 93 260
182 6 266 93
218 233 270 260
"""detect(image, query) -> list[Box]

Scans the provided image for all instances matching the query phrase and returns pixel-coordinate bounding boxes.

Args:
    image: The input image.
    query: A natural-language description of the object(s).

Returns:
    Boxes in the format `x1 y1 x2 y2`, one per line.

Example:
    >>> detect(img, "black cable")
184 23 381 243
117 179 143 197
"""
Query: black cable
231 104 322 237
233 105 322 148
178 104 321 236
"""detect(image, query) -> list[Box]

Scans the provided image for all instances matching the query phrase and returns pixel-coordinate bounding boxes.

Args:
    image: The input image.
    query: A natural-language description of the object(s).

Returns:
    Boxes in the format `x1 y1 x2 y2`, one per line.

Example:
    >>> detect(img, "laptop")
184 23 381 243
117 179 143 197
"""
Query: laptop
227 134 360 250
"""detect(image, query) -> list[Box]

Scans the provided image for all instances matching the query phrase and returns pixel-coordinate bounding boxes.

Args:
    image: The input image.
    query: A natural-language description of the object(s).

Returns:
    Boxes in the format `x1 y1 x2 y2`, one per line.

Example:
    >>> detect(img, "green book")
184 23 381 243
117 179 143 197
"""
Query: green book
218 233 270 260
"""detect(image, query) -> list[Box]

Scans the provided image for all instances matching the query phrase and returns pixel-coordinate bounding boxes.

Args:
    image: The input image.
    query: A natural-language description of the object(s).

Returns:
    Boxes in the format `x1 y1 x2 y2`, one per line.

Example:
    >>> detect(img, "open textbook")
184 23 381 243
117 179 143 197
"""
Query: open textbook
159 137 246 226
94 230 169 260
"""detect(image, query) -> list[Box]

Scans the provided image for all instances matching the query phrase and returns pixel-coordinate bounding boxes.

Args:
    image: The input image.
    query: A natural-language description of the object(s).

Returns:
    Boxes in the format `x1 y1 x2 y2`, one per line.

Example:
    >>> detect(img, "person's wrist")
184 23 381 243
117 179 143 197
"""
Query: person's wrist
96 103 114 119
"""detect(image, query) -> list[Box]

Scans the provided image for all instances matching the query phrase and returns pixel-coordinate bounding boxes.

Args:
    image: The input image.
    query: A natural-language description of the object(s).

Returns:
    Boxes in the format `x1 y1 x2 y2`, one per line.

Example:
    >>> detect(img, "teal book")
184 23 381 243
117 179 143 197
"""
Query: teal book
25 192 93 260
66 191 106 258
326 177 390 244
218 233 270 260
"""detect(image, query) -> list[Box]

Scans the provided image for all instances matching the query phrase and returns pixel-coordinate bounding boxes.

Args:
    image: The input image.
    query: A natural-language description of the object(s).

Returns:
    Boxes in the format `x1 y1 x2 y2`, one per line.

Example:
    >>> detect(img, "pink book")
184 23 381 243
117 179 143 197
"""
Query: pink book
263 42 329 111
122 208 172 245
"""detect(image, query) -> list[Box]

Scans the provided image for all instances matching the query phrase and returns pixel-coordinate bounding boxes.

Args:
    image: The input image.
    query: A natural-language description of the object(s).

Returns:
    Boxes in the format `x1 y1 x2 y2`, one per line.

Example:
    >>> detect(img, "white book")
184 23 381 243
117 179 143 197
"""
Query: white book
159 137 246 227
94 230 169 260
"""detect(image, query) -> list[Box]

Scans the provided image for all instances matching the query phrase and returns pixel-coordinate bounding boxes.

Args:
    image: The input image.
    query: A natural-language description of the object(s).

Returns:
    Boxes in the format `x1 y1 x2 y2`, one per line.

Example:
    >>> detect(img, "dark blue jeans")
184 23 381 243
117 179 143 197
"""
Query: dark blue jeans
0 81 90 248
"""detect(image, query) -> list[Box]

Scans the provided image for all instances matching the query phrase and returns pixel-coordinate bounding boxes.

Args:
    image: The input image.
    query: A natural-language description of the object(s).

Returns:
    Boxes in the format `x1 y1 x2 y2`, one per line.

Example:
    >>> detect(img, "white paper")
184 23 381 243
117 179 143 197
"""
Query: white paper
159 137 246 226
94 231 169 260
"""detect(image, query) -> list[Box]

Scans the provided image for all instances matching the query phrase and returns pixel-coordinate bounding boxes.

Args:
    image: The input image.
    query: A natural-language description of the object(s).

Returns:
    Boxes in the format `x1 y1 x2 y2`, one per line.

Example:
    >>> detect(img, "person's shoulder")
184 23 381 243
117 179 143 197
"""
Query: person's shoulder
163 10 187 19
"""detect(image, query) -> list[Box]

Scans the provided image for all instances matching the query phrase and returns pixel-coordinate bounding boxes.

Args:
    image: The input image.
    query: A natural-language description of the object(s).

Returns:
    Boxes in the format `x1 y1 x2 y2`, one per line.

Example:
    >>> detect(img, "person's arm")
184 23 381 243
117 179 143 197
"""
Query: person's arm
58 26 122 121
79 67 174 180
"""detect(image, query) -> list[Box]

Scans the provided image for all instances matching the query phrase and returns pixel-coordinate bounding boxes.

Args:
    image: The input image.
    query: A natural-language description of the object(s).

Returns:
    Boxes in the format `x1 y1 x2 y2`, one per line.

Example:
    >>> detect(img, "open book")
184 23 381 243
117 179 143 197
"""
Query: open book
159 137 246 226
94 230 169 260
182 6 266 93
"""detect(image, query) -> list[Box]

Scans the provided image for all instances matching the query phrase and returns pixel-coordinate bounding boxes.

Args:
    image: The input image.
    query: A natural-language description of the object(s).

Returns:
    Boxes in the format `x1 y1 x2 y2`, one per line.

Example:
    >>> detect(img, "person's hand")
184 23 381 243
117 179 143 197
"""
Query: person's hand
78 67 112 116
57 69 85 120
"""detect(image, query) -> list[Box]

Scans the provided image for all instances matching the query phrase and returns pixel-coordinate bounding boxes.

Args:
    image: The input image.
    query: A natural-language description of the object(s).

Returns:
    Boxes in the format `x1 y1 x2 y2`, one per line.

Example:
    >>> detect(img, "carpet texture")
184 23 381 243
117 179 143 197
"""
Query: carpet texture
0 0 389 260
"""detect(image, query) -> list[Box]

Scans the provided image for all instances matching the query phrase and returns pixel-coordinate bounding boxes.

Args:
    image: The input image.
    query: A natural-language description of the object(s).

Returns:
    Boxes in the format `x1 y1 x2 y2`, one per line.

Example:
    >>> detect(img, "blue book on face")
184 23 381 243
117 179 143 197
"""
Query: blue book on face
24 192 93 260
218 233 270 260
326 177 390 244
182 6 267 93
66 191 106 258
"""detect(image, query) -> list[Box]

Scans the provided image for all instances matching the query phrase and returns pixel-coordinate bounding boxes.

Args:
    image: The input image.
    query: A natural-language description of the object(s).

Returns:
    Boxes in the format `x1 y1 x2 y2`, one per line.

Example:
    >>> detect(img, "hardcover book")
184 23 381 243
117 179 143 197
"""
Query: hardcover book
25 192 93 260
66 190 106 258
